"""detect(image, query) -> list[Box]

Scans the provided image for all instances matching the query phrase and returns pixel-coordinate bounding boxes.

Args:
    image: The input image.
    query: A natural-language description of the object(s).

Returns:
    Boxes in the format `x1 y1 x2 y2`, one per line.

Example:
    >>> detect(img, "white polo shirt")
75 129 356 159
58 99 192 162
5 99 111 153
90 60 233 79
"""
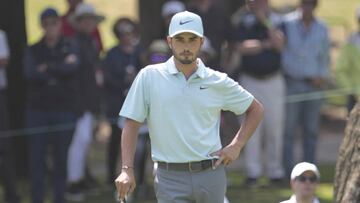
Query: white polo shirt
120 57 254 162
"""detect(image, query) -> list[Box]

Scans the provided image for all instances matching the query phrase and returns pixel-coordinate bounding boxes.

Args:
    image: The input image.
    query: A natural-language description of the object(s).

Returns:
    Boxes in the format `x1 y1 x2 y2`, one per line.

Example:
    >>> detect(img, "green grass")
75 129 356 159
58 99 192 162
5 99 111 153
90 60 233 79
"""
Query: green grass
2 164 335 203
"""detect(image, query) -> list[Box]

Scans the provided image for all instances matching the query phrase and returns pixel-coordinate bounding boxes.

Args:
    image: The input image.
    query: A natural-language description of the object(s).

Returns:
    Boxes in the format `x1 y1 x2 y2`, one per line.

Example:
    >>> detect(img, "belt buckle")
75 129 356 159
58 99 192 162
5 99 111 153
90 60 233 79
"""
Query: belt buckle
188 162 201 172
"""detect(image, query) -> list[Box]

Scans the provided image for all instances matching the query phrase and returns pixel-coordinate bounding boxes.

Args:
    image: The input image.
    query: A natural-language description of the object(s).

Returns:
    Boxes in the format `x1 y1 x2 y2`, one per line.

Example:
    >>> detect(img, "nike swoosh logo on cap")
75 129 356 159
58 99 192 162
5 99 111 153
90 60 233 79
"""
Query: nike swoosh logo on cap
179 20 193 25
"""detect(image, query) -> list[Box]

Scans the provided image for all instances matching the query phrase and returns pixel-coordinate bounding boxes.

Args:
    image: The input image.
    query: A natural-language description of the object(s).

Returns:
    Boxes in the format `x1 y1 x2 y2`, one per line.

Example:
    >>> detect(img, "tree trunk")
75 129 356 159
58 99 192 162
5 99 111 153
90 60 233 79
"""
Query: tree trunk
334 102 360 203
0 0 27 176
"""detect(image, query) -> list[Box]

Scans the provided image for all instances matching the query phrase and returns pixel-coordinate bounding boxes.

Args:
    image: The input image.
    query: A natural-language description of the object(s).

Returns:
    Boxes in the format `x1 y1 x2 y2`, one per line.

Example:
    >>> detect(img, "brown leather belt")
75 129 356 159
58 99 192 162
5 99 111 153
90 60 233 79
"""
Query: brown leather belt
157 159 217 172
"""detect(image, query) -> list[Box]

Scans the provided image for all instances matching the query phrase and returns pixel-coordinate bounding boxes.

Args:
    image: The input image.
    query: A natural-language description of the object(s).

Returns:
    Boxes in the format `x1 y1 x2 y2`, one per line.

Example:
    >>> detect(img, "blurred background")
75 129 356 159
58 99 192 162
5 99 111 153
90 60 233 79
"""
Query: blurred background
0 0 359 202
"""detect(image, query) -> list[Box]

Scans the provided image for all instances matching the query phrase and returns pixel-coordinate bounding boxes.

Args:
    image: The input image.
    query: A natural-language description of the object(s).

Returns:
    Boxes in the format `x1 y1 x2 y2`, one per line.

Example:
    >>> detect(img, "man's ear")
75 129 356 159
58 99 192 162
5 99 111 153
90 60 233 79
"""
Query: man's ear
167 36 172 49
290 179 296 191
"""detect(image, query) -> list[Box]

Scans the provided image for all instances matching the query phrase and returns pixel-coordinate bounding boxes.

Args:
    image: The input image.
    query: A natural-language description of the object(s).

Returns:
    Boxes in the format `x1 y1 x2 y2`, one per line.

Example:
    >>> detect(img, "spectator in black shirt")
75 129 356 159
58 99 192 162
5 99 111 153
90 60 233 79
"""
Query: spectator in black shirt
103 17 144 188
65 3 104 200
233 0 286 187
23 8 79 203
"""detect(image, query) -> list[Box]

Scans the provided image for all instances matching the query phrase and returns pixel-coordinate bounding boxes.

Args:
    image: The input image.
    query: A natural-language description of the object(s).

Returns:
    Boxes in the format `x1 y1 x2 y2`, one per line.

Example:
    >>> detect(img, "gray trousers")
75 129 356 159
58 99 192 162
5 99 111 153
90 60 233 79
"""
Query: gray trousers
154 165 227 203
240 73 285 179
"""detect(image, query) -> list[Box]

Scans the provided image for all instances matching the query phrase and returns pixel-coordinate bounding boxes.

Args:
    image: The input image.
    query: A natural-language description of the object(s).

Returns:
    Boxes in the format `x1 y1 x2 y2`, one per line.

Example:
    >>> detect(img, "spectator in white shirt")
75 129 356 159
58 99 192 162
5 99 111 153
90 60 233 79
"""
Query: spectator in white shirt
280 162 321 203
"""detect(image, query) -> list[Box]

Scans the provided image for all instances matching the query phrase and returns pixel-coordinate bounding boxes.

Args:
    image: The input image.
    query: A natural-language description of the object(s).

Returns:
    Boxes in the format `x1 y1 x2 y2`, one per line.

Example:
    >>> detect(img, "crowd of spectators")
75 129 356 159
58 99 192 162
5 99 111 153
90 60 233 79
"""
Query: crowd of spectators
1 0 357 202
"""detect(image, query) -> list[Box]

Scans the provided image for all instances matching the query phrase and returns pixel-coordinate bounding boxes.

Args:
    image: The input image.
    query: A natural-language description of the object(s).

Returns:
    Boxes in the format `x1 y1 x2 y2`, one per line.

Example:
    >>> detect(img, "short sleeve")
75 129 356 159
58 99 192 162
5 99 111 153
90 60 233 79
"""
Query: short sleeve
221 76 254 115
119 69 149 122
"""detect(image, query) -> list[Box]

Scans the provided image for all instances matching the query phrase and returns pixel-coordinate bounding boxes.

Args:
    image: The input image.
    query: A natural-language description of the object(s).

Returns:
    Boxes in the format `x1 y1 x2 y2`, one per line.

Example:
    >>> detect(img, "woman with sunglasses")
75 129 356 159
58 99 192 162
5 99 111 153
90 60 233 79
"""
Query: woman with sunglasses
280 162 320 203
103 18 146 200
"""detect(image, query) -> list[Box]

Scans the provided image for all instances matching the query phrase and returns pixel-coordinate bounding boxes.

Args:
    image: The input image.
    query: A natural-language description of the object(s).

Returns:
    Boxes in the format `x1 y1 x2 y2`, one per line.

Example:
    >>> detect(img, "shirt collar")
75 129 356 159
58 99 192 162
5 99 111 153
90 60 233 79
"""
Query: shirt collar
165 56 179 75
194 58 206 78
165 56 206 79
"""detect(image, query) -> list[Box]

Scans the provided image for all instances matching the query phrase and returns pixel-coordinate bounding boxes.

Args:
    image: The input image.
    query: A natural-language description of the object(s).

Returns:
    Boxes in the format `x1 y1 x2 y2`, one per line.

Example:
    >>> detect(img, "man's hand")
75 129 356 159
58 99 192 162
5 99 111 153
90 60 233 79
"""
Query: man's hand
211 99 264 169
267 29 285 52
64 54 78 64
210 143 242 168
37 63 48 73
237 40 263 55
114 169 136 202
308 77 326 88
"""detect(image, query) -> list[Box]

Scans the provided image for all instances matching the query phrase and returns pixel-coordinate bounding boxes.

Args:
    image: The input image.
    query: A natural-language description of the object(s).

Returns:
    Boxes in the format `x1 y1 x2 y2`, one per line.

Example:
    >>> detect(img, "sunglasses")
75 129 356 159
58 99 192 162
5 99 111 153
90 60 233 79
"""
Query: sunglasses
296 175 318 183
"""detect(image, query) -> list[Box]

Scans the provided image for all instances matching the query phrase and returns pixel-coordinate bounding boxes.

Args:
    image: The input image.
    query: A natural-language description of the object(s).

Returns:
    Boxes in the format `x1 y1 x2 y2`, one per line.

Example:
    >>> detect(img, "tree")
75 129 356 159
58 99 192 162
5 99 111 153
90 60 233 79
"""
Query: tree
0 0 27 176
334 102 360 203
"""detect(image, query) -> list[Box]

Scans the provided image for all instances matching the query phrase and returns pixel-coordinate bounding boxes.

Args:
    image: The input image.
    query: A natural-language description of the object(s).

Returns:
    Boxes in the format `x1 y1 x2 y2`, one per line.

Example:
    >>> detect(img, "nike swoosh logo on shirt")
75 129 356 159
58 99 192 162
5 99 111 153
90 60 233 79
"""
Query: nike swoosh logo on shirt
179 20 193 25
199 86 209 90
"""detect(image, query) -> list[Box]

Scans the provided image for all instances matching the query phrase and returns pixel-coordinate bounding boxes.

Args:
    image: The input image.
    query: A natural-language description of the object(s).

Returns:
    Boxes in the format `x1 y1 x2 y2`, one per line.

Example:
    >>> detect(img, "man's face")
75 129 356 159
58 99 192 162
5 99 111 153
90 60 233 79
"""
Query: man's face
291 171 318 198
41 17 62 38
77 16 98 34
301 0 317 16
116 23 137 45
167 32 203 65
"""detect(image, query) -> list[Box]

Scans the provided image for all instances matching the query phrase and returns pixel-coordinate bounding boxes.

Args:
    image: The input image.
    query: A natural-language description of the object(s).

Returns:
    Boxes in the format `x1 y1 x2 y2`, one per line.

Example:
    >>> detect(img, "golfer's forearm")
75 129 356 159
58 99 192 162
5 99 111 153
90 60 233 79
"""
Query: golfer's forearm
232 99 264 149
121 118 142 168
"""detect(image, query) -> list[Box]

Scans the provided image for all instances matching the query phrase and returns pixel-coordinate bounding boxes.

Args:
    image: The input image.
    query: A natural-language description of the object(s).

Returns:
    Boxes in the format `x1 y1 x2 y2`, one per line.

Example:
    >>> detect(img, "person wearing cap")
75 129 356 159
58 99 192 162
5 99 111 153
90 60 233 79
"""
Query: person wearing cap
61 0 103 52
65 2 104 201
23 7 79 203
147 39 171 64
115 11 264 203
0 29 20 203
335 7 360 113
280 162 320 203
103 17 145 190
282 0 330 177
233 0 286 187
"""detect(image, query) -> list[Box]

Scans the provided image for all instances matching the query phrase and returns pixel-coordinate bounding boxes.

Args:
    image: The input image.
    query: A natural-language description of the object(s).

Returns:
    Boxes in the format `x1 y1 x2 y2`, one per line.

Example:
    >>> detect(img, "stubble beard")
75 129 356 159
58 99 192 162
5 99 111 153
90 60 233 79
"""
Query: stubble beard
173 52 197 65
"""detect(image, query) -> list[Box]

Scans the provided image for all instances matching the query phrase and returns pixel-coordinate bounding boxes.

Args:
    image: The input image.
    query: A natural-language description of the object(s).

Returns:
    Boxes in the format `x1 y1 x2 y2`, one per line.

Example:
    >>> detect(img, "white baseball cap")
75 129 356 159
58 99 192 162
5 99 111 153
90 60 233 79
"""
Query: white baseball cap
291 162 320 180
162 1 185 18
168 11 203 38
70 3 105 23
